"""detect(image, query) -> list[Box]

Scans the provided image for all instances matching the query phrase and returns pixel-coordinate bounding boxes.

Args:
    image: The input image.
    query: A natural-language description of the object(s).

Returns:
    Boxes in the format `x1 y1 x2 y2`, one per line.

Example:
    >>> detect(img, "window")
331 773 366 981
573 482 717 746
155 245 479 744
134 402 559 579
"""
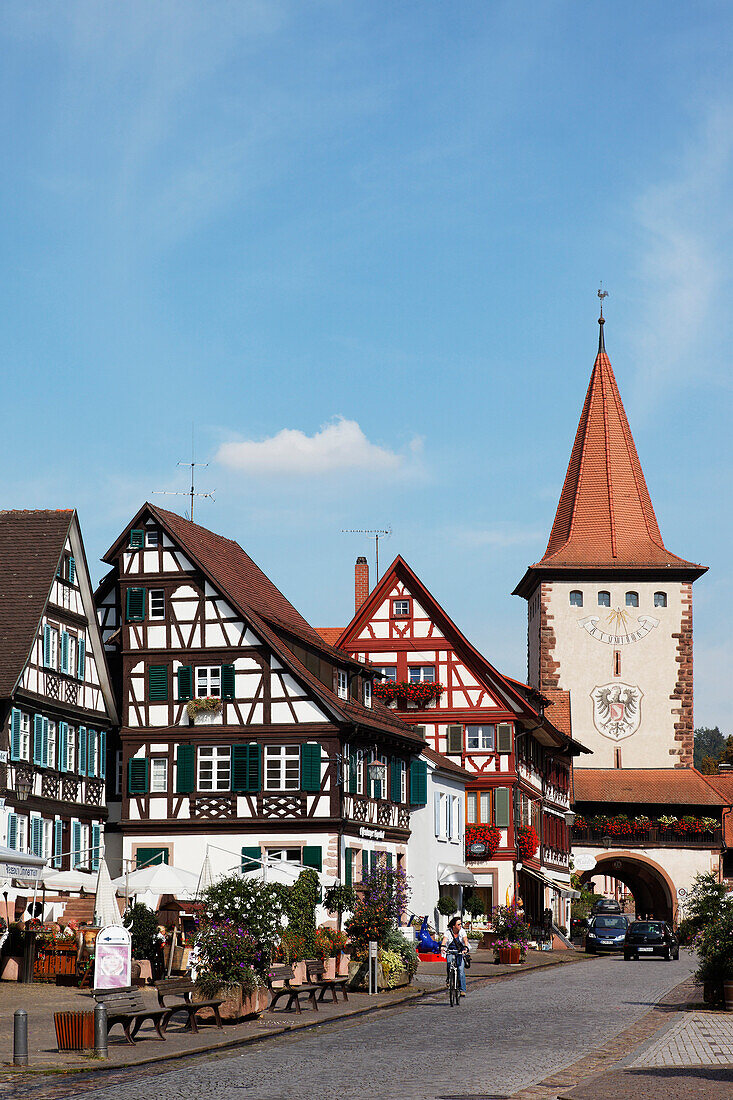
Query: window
374 666 397 682
42 819 53 860
654 591 667 608
20 714 30 762
614 650 621 677
67 635 76 677
393 599 410 617
408 665 435 683
150 590 165 619
625 591 639 607
150 758 168 793
466 724 495 751
198 747 231 791
400 760 407 803
598 591 611 607
8 815 29 853
364 679 372 708
145 529 160 547
47 722 56 771
265 745 301 791
467 790 492 824
569 590 583 607
337 670 348 700
196 666 221 698
67 726 76 772
266 848 301 864
43 625 59 669
80 824 90 866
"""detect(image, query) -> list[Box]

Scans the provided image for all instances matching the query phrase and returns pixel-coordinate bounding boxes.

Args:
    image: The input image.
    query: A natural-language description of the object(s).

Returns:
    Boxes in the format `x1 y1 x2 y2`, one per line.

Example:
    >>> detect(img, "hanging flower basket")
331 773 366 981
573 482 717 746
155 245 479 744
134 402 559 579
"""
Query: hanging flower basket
186 697 223 719
515 826 539 861
373 681 444 707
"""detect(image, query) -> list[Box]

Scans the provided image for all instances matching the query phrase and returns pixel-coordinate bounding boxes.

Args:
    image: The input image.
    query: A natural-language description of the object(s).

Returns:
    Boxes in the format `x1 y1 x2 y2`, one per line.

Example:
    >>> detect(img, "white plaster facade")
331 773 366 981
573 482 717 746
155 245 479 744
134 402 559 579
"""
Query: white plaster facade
407 756 468 930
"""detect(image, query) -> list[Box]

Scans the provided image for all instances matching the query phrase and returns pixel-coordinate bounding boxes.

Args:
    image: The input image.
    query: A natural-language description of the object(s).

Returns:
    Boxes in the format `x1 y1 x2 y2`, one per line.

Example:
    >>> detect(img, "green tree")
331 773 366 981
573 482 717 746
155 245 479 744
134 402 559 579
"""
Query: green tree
694 726 726 770
123 903 158 961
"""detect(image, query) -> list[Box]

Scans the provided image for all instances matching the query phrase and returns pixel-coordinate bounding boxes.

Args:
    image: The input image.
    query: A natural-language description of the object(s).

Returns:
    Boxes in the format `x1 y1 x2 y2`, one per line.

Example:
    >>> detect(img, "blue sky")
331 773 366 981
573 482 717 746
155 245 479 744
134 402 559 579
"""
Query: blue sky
1 2 731 730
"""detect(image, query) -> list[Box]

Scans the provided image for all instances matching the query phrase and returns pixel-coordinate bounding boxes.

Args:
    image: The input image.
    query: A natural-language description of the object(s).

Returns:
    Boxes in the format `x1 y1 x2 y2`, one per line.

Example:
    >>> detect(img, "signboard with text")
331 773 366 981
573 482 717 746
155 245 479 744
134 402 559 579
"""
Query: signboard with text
94 926 132 990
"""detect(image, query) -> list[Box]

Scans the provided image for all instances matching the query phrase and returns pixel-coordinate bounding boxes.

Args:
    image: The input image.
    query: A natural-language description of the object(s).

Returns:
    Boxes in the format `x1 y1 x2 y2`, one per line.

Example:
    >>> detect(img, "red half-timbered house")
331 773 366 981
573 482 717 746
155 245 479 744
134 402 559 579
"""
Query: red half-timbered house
330 556 589 927
95 505 428 887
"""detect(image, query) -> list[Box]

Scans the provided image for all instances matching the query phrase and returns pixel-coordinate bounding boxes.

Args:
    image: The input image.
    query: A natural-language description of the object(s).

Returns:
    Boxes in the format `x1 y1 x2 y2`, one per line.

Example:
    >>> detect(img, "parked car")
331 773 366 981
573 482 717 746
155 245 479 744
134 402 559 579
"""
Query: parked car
591 898 622 915
624 920 679 961
584 914 630 953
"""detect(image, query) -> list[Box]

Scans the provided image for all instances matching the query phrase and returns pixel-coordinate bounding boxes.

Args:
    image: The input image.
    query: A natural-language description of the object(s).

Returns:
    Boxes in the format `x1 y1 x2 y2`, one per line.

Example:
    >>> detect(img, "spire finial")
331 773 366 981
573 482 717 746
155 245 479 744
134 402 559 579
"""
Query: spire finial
597 285 608 351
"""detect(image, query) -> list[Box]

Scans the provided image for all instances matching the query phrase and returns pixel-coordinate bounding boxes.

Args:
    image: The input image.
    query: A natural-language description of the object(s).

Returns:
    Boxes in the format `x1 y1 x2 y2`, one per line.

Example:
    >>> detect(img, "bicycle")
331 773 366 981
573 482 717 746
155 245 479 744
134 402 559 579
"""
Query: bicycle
446 947 463 1007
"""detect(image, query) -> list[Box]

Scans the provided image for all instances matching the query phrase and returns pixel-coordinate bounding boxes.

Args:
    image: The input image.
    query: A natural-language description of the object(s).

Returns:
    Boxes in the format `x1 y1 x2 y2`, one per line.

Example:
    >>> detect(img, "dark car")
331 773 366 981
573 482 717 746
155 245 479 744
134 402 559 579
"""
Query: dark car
591 898 622 915
624 920 679 961
584 914 630 953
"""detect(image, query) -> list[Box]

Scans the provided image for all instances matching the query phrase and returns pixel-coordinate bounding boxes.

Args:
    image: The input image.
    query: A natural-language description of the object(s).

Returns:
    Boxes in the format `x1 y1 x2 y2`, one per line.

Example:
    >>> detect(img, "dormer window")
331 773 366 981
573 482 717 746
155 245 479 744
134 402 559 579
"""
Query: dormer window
598 591 611 607
364 679 372 708
145 529 160 548
625 591 639 607
569 590 583 607
654 591 667 608
337 670 348 700
393 599 410 617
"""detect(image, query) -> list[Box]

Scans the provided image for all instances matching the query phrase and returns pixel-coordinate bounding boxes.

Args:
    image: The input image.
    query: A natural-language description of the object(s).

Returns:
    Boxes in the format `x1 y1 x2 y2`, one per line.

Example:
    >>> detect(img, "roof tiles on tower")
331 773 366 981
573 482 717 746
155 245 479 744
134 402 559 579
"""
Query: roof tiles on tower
573 768 727 807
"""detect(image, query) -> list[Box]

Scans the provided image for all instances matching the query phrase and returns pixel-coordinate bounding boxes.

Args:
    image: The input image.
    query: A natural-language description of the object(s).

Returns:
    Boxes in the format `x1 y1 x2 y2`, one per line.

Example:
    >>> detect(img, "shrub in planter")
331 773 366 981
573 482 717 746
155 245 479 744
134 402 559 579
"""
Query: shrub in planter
323 884 357 930
491 906 530 960
193 920 265 1019
198 874 285 961
694 901 733 988
380 927 419 980
123 903 158 962
345 866 410 959
437 895 457 918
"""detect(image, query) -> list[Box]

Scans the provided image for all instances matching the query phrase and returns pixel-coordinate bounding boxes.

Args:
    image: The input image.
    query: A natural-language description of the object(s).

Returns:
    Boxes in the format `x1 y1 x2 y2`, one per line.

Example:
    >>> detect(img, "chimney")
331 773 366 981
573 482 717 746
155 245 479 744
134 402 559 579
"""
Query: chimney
355 556 369 613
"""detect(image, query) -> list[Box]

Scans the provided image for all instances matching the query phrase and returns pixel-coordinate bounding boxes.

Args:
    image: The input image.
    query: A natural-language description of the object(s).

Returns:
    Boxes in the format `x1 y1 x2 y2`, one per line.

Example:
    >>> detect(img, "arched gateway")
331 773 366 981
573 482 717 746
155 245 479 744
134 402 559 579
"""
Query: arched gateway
579 851 676 923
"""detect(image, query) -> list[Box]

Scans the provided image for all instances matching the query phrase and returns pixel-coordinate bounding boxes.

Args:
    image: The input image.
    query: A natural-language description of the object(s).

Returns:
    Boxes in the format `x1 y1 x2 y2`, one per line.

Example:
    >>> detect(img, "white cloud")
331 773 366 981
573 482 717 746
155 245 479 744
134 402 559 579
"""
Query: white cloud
217 417 415 477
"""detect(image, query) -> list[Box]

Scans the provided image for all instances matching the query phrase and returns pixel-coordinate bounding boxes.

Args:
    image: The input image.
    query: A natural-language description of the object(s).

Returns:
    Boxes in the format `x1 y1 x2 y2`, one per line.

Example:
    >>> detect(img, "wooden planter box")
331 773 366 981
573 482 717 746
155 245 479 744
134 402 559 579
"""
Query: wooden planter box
54 1010 94 1051
497 946 522 965
192 984 268 1022
347 959 412 991
34 944 77 981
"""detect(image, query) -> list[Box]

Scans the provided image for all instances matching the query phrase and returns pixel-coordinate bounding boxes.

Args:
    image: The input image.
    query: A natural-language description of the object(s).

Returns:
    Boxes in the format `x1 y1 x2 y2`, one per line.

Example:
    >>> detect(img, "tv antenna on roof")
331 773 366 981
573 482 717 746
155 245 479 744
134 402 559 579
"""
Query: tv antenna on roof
342 527 391 582
153 425 215 522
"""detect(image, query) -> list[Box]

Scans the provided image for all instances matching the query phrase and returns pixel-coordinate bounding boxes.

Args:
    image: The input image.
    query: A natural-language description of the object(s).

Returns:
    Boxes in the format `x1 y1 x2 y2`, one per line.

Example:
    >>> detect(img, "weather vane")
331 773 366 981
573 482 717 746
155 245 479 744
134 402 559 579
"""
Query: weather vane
598 284 609 318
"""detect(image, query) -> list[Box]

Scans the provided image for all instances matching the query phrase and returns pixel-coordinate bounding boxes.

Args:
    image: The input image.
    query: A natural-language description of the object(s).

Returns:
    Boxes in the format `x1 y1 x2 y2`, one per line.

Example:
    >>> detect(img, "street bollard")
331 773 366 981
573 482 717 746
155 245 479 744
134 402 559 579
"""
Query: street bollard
13 1009 28 1066
94 1003 108 1059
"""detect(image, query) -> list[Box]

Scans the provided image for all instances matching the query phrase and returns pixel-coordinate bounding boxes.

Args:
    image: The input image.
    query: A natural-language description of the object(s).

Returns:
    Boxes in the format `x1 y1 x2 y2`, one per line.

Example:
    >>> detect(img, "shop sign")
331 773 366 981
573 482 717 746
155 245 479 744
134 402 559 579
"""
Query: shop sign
469 842 487 857
359 827 386 840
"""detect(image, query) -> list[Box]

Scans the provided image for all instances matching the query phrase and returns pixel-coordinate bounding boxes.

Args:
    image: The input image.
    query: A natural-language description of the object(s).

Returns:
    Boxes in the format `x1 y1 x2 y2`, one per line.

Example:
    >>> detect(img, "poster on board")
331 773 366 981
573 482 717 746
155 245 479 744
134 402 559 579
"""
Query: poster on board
93 926 132 989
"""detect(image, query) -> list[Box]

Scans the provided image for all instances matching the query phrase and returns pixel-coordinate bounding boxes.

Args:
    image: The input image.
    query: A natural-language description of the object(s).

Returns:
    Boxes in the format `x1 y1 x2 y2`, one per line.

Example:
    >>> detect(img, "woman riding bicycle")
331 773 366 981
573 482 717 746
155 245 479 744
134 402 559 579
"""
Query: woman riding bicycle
441 915 469 997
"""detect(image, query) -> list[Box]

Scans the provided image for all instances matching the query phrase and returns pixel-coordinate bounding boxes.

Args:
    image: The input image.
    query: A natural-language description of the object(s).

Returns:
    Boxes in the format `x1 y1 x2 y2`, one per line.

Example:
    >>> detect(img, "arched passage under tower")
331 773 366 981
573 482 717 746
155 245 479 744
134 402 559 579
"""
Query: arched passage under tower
579 851 677 924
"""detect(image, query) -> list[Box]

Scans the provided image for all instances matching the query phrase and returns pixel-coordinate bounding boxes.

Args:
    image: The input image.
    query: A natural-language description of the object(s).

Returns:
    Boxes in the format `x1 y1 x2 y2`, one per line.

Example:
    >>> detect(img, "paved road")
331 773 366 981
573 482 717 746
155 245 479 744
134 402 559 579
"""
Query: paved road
8 953 698 1100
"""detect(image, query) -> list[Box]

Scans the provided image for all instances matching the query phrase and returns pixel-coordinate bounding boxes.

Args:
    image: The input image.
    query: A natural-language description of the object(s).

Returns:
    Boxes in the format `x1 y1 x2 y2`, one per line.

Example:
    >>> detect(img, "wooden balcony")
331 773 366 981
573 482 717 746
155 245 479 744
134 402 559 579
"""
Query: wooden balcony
343 795 410 831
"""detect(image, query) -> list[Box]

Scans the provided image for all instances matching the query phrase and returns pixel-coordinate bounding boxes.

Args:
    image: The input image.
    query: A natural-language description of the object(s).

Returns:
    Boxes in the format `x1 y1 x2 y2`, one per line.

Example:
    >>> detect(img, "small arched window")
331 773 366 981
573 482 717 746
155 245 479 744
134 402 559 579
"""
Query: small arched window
569 590 583 607
625 591 639 608
654 591 667 608
598 591 611 607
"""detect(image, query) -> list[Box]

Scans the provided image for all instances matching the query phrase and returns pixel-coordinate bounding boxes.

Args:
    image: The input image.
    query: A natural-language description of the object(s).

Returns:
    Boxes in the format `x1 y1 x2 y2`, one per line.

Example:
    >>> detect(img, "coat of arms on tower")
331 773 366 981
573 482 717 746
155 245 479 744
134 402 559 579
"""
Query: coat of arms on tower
591 683 643 741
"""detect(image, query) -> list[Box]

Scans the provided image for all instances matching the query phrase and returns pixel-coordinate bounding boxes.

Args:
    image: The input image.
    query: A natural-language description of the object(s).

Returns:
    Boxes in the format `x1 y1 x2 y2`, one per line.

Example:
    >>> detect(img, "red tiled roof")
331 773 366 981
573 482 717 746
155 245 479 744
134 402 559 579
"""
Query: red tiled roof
422 745 471 781
536 323 703 572
315 628 344 646
0 510 73 698
541 689 572 737
573 768 728 807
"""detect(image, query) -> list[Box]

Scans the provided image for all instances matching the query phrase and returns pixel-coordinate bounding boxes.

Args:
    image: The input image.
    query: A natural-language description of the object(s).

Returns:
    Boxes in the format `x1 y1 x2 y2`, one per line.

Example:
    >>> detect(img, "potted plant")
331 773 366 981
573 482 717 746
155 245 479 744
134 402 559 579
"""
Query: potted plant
436 893 457 933
344 866 413 990
491 905 530 964
186 696 223 724
694 901 733 1008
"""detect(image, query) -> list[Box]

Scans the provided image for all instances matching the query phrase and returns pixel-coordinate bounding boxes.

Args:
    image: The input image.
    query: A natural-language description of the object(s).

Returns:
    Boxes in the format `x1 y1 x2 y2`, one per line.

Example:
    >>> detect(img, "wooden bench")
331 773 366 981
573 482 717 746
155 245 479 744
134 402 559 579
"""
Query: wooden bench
154 977 224 1033
305 959 350 1003
267 965 320 1014
94 988 171 1045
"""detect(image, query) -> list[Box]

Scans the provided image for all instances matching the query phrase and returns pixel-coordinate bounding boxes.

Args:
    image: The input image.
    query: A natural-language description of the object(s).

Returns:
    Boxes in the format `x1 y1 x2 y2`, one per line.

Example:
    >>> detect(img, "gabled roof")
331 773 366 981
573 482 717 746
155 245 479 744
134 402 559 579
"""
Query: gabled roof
422 745 472 782
105 505 422 746
336 554 590 755
573 768 728 807
514 320 705 593
0 510 74 698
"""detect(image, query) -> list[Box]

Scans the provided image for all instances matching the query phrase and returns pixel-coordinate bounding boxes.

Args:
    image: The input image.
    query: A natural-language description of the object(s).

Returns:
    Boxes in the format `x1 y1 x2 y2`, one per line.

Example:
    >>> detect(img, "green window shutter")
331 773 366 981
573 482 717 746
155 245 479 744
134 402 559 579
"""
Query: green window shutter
125 588 146 622
494 787 511 828
76 637 86 680
53 820 63 868
177 666 193 701
60 631 70 674
78 725 87 775
99 731 106 779
348 753 358 794
91 824 101 871
10 709 21 762
42 717 49 767
43 625 52 668
129 529 144 549
390 758 401 803
33 715 43 766
231 745 249 792
58 722 68 774
221 664 235 701
302 845 322 872
68 557 76 584
246 743 261 792
344 848 353 887
175 745 195 793
301 743 322 792
446 725 463 754
72 821 81 867
87 729 97 777
148 665 169 701
241 846 261 873
361 850 369 880
30 817 42 858
7 814 17 850
496 723 513 753
128 757 149 794
409 758 427 805
136 847 168 868
385 852 393 870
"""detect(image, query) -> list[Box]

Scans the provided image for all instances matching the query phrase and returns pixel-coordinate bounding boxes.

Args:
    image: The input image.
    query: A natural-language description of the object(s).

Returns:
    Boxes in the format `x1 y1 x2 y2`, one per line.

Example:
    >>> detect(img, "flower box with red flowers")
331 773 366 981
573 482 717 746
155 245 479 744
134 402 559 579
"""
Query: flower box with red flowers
373 681 444 708
515 826 539 861
465 824 501 861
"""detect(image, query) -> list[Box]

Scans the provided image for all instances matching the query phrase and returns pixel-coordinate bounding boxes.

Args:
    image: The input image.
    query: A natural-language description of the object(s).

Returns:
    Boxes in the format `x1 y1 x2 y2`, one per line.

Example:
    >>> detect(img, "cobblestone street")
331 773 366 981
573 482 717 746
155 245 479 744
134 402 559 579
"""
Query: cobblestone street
0 953 698 1100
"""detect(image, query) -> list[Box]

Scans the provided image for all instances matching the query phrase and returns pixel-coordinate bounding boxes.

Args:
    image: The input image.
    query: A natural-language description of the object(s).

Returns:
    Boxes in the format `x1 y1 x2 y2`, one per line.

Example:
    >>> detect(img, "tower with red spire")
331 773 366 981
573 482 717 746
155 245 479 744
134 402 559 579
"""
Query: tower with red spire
514 312 706 769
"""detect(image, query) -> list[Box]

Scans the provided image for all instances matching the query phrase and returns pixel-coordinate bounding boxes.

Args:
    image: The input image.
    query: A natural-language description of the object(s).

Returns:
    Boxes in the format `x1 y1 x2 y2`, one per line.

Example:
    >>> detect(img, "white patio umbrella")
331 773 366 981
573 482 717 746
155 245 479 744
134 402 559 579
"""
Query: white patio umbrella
196 853 214 897
94 859 122 928
112 863 200 900
38 868 98 892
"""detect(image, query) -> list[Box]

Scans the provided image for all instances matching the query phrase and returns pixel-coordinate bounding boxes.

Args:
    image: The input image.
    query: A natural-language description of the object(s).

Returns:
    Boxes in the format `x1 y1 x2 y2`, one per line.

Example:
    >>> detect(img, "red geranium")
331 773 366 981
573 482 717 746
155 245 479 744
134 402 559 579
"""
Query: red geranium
515 825 539 860
465 824 501 859
373 681 444 707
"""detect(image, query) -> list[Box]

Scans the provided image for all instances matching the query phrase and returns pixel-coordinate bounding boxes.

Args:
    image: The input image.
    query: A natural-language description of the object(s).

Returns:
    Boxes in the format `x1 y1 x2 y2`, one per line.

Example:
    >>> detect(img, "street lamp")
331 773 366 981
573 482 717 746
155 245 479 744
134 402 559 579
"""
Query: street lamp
15 774 32 802
602 834 612 849
564 810 576 828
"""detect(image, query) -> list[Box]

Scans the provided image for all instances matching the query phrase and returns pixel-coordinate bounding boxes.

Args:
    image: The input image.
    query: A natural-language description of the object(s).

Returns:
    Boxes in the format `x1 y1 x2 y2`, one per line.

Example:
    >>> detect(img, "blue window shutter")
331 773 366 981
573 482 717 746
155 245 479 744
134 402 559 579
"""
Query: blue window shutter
457 796 463 840
434 792 441 837
99 731 106 779
72 821 81 867
87 730 96 777
77 638 86 679
60 631 69 674
33 715 43 766
409 759 427 805
10 709 21 762
91 824 101 871
42 718 49 767
43 625 52 668
53 820 63 868
7 814 17 850
68 557 76 584
30 817 42 858
390 758 401 803
58 722 68 773
79 726 87 776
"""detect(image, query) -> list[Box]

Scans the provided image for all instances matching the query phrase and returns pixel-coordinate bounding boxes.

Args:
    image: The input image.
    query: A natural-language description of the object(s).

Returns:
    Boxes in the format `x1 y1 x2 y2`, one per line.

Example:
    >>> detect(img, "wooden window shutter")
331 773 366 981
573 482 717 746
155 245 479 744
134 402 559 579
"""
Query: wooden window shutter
42 718 49 767
348 753 359 794
58 722 68 774
496 723 513 753
128 757 149 794
148 665 169 701
76 637 86 679
434 792 441 836
7 814 17 850
344 848 353 887
413 725 426 741
43 625 52 668
302 845 322 872
10 709 21 762
68 557 76 584
60 631 70 674
361 850 369 881
409 758 427 805
241 846 261 873
30 817 42 858
53 820 63 868
301 743 322 792
494 787 510 828
175 745 195 793
72 821 81 866
99 731 107 779
33 715 43 766
87 730 96 777
129 529 144 549
231 745 249 792
78 726 87 775
126 588 146 622
91 825 101 871
221 664 236 701
246 743 261 792
177 666 193 701
446 725 463 754
390 759 401 803
385 852 393 869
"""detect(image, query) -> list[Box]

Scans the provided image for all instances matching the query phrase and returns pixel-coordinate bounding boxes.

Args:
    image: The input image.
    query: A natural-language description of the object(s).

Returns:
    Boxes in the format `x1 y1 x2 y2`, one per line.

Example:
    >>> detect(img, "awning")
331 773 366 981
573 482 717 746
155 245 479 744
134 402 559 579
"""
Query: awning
0 846 47 881
519 865 579 898
437 863 476 887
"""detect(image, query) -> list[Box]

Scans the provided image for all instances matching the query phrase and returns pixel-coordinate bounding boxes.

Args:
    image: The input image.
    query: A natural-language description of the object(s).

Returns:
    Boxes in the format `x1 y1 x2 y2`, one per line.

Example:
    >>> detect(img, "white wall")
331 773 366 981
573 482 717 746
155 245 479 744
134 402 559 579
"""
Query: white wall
407 763 466 929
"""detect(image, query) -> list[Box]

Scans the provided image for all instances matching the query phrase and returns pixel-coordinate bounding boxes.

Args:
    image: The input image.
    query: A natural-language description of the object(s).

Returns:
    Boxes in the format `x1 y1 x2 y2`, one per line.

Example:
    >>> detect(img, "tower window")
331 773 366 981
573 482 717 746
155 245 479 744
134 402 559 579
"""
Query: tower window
625 591 639 607
654 591 667 608
569 590 583 607
614 650 621 676
598 591 611 607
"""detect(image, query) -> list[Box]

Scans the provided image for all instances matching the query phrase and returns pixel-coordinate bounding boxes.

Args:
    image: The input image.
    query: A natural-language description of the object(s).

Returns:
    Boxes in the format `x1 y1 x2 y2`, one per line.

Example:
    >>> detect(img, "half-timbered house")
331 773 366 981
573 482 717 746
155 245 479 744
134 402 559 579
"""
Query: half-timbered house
0 510 118 873
95 505 429 885
329 556 590 929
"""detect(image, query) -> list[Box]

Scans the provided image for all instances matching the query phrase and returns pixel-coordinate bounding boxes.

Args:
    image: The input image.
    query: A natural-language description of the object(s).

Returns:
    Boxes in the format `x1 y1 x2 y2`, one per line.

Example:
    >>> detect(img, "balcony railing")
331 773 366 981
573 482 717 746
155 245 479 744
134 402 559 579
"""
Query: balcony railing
343 795 410 831
572 826 723 849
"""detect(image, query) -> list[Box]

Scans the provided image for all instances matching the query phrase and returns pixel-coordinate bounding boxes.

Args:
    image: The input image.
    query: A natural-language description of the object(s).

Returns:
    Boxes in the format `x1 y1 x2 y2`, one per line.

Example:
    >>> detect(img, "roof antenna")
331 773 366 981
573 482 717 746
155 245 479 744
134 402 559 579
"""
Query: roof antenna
342 527 391 583
597 284 609 351
153 424 216 522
